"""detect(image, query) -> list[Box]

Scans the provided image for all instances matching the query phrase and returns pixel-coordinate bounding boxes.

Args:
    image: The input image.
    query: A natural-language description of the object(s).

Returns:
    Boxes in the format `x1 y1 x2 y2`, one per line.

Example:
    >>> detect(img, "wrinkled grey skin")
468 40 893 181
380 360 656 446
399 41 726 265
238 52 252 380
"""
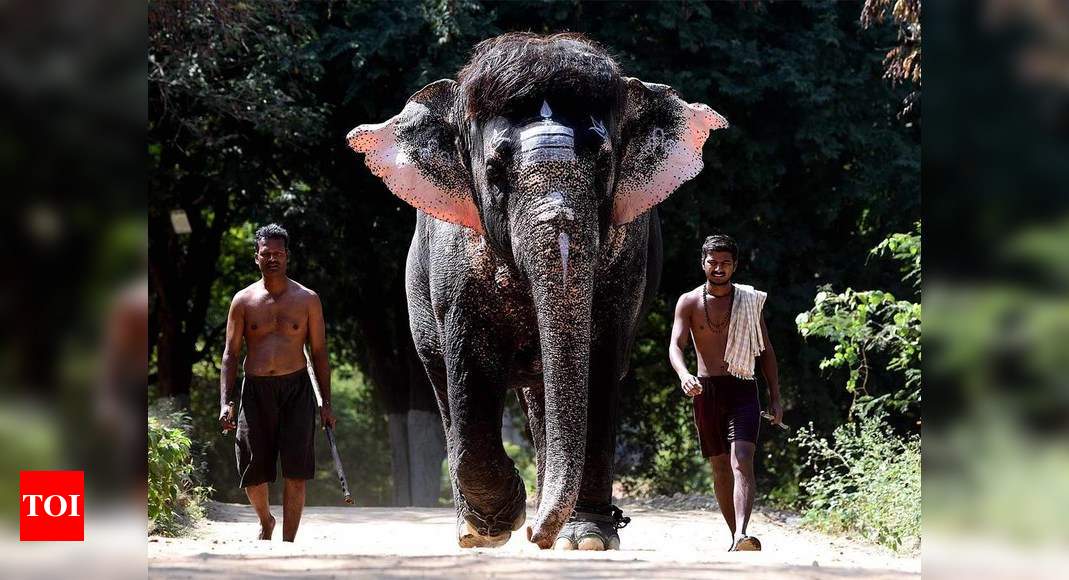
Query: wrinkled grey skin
348 41 724 549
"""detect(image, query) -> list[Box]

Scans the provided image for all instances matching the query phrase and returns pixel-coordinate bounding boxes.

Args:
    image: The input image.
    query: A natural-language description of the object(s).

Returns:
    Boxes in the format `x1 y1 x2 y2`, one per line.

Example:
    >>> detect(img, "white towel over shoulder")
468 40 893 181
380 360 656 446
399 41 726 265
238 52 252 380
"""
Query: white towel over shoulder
724 283 767 380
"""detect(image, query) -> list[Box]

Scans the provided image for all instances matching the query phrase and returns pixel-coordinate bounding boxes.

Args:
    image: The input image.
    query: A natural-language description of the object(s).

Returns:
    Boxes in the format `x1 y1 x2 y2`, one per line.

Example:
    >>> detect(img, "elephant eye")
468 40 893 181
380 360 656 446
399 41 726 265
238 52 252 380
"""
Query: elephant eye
485 152 510 206
486 153 507 181
485 134 513 183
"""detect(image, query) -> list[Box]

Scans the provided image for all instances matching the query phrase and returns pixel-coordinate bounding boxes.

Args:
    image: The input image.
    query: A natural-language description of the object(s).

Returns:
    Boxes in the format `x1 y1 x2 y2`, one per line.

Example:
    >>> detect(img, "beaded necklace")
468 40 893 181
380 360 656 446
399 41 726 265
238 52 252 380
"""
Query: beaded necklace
702 284 733 333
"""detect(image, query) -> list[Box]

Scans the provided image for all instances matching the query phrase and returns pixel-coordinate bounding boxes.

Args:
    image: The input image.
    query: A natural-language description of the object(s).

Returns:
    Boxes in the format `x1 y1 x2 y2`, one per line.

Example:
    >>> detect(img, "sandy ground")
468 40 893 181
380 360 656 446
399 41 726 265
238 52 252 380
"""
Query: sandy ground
148 501 919 579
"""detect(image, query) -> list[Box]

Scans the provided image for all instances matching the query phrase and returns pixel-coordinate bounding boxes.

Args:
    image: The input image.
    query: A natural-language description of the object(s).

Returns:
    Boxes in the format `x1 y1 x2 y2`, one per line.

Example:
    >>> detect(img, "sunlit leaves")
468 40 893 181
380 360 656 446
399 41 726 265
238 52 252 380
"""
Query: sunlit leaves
797 228 921 414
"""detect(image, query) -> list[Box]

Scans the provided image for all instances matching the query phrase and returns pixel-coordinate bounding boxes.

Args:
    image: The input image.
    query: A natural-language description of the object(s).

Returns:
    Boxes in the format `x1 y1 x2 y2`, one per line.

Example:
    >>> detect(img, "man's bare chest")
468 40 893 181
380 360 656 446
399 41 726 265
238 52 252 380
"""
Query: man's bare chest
245 296 306 339
693 293 732 331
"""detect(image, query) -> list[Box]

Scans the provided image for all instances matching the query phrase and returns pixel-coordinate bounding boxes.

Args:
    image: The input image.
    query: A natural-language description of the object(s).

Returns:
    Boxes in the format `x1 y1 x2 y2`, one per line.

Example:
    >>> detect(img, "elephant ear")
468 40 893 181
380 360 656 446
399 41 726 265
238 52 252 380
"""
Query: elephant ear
613 78 729 225
347 79 482 233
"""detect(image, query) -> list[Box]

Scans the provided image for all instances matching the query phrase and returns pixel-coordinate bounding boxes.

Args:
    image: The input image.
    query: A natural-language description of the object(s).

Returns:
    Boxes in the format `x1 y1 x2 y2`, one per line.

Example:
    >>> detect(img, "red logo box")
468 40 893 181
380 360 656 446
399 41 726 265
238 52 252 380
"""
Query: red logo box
19 471 84 541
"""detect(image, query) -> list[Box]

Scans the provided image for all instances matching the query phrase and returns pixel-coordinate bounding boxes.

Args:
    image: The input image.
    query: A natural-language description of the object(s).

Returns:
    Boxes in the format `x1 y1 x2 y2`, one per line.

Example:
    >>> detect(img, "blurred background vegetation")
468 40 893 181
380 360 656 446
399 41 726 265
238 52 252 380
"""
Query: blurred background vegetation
148 0 921 549
921 0 1069 564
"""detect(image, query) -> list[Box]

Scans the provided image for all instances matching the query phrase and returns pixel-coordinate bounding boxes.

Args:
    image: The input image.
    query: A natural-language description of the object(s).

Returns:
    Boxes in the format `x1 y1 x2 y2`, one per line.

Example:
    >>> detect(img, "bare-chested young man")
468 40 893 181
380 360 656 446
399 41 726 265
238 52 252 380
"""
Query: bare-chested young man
669 234 783 551
218 224 337 542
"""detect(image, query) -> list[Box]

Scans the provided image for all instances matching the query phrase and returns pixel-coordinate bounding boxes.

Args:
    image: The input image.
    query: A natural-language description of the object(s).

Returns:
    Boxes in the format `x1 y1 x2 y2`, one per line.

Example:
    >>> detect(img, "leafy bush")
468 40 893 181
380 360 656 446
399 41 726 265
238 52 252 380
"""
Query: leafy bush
794 410 920 551
795 224 921 416
792 227 922 551
148 407 212 536
796 286 921 414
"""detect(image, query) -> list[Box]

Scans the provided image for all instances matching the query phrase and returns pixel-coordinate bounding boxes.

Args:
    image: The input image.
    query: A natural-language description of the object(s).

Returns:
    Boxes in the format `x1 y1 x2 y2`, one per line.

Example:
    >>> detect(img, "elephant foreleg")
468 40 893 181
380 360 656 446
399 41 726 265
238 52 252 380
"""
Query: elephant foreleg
442 331 526 548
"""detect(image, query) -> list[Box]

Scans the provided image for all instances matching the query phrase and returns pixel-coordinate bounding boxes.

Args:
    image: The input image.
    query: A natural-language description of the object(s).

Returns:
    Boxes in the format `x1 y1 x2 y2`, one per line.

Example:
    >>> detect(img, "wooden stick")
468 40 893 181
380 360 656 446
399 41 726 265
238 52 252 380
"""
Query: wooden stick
761 411 790 431
305 346 353 504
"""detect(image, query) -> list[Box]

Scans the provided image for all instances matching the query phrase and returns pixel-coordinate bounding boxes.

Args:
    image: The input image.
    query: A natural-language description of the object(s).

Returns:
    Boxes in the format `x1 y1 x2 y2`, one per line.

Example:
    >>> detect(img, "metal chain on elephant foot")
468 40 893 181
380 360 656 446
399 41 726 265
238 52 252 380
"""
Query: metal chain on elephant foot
456 473 527 540
554 503 630 550
610 504 631 529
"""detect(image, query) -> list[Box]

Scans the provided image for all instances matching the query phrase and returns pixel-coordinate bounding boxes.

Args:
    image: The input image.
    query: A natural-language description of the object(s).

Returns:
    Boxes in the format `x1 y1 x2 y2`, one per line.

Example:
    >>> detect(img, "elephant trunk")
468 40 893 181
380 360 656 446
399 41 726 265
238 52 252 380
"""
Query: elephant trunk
515 192 597 548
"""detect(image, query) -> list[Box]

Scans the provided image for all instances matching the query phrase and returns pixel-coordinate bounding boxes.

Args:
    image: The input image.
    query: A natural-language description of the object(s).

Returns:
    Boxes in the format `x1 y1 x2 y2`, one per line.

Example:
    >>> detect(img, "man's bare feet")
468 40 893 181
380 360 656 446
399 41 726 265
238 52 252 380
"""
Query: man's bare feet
258 515 276 540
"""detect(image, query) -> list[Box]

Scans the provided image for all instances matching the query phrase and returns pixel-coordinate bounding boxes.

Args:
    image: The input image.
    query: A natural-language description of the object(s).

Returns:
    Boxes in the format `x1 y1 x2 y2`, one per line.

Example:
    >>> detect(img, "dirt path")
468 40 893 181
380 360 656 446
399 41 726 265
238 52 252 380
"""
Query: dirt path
149 502 919 579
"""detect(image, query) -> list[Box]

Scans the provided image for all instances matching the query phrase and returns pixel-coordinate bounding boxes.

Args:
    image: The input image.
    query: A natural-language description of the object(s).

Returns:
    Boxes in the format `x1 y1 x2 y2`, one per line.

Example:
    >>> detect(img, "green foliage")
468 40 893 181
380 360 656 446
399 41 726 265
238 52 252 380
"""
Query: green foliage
925 412 1069 545
796 287 920 412
504 440 539 498
596 0 919 497
148 408 212 536
870 223 921 287
792 228 922 550
922 220 1069 544
794 410 920 551
0 406 59 522
796 226 921 415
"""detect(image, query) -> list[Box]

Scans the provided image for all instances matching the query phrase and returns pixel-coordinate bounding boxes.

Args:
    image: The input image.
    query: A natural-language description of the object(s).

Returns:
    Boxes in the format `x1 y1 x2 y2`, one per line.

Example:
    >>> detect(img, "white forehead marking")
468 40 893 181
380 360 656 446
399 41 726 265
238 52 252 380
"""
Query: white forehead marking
559 232 570 289
518 101 575 163
489 128 508 152
589 116 608 140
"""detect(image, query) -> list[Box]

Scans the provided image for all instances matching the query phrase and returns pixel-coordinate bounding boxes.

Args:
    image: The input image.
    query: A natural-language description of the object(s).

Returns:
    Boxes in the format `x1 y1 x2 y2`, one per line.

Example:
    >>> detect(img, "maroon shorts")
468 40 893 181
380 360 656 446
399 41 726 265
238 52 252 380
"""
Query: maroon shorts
692 376 761 457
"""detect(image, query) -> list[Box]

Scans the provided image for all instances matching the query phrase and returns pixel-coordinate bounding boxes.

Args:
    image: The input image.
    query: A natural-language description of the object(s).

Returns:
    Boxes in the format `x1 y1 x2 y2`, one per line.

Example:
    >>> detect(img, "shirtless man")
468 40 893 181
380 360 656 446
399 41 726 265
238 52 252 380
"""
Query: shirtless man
668 234 783 551
218 223 337 542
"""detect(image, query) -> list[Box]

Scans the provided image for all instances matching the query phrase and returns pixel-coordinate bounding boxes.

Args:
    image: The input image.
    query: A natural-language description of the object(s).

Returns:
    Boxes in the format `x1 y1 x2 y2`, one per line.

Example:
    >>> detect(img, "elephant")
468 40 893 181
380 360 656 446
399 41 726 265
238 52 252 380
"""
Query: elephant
347 32 727 550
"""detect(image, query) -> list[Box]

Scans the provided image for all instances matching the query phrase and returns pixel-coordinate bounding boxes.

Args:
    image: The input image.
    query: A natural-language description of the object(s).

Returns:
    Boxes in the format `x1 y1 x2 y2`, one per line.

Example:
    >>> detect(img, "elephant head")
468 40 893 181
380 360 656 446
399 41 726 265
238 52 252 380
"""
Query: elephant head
347 33 727 547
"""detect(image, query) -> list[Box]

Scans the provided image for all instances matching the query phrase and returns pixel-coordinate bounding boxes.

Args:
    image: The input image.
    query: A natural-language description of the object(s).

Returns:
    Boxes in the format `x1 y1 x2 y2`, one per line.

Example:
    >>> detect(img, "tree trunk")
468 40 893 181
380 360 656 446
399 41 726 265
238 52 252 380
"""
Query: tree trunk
148 179 229 402
357 290 446 507
407 344 445 506
407 409 446 506
386 412 412 505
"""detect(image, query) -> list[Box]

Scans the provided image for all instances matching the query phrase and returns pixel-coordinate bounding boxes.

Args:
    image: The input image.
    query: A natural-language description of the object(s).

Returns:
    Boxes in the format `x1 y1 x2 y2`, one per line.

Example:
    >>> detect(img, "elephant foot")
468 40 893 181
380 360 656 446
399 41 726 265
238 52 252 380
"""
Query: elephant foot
457 512 523 548
456 478 527 549
552 504 631 551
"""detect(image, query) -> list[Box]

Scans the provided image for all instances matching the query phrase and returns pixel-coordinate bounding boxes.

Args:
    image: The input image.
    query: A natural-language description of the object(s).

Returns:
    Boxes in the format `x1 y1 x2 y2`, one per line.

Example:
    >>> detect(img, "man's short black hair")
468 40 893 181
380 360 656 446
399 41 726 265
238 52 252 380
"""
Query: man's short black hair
702 234 738 261
255 223 289 251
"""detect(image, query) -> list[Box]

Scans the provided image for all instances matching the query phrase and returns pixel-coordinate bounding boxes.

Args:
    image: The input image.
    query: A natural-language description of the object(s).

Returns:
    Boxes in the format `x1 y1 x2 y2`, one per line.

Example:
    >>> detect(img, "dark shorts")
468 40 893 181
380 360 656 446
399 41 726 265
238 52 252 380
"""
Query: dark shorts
235 368 316 487
692 376 761 457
